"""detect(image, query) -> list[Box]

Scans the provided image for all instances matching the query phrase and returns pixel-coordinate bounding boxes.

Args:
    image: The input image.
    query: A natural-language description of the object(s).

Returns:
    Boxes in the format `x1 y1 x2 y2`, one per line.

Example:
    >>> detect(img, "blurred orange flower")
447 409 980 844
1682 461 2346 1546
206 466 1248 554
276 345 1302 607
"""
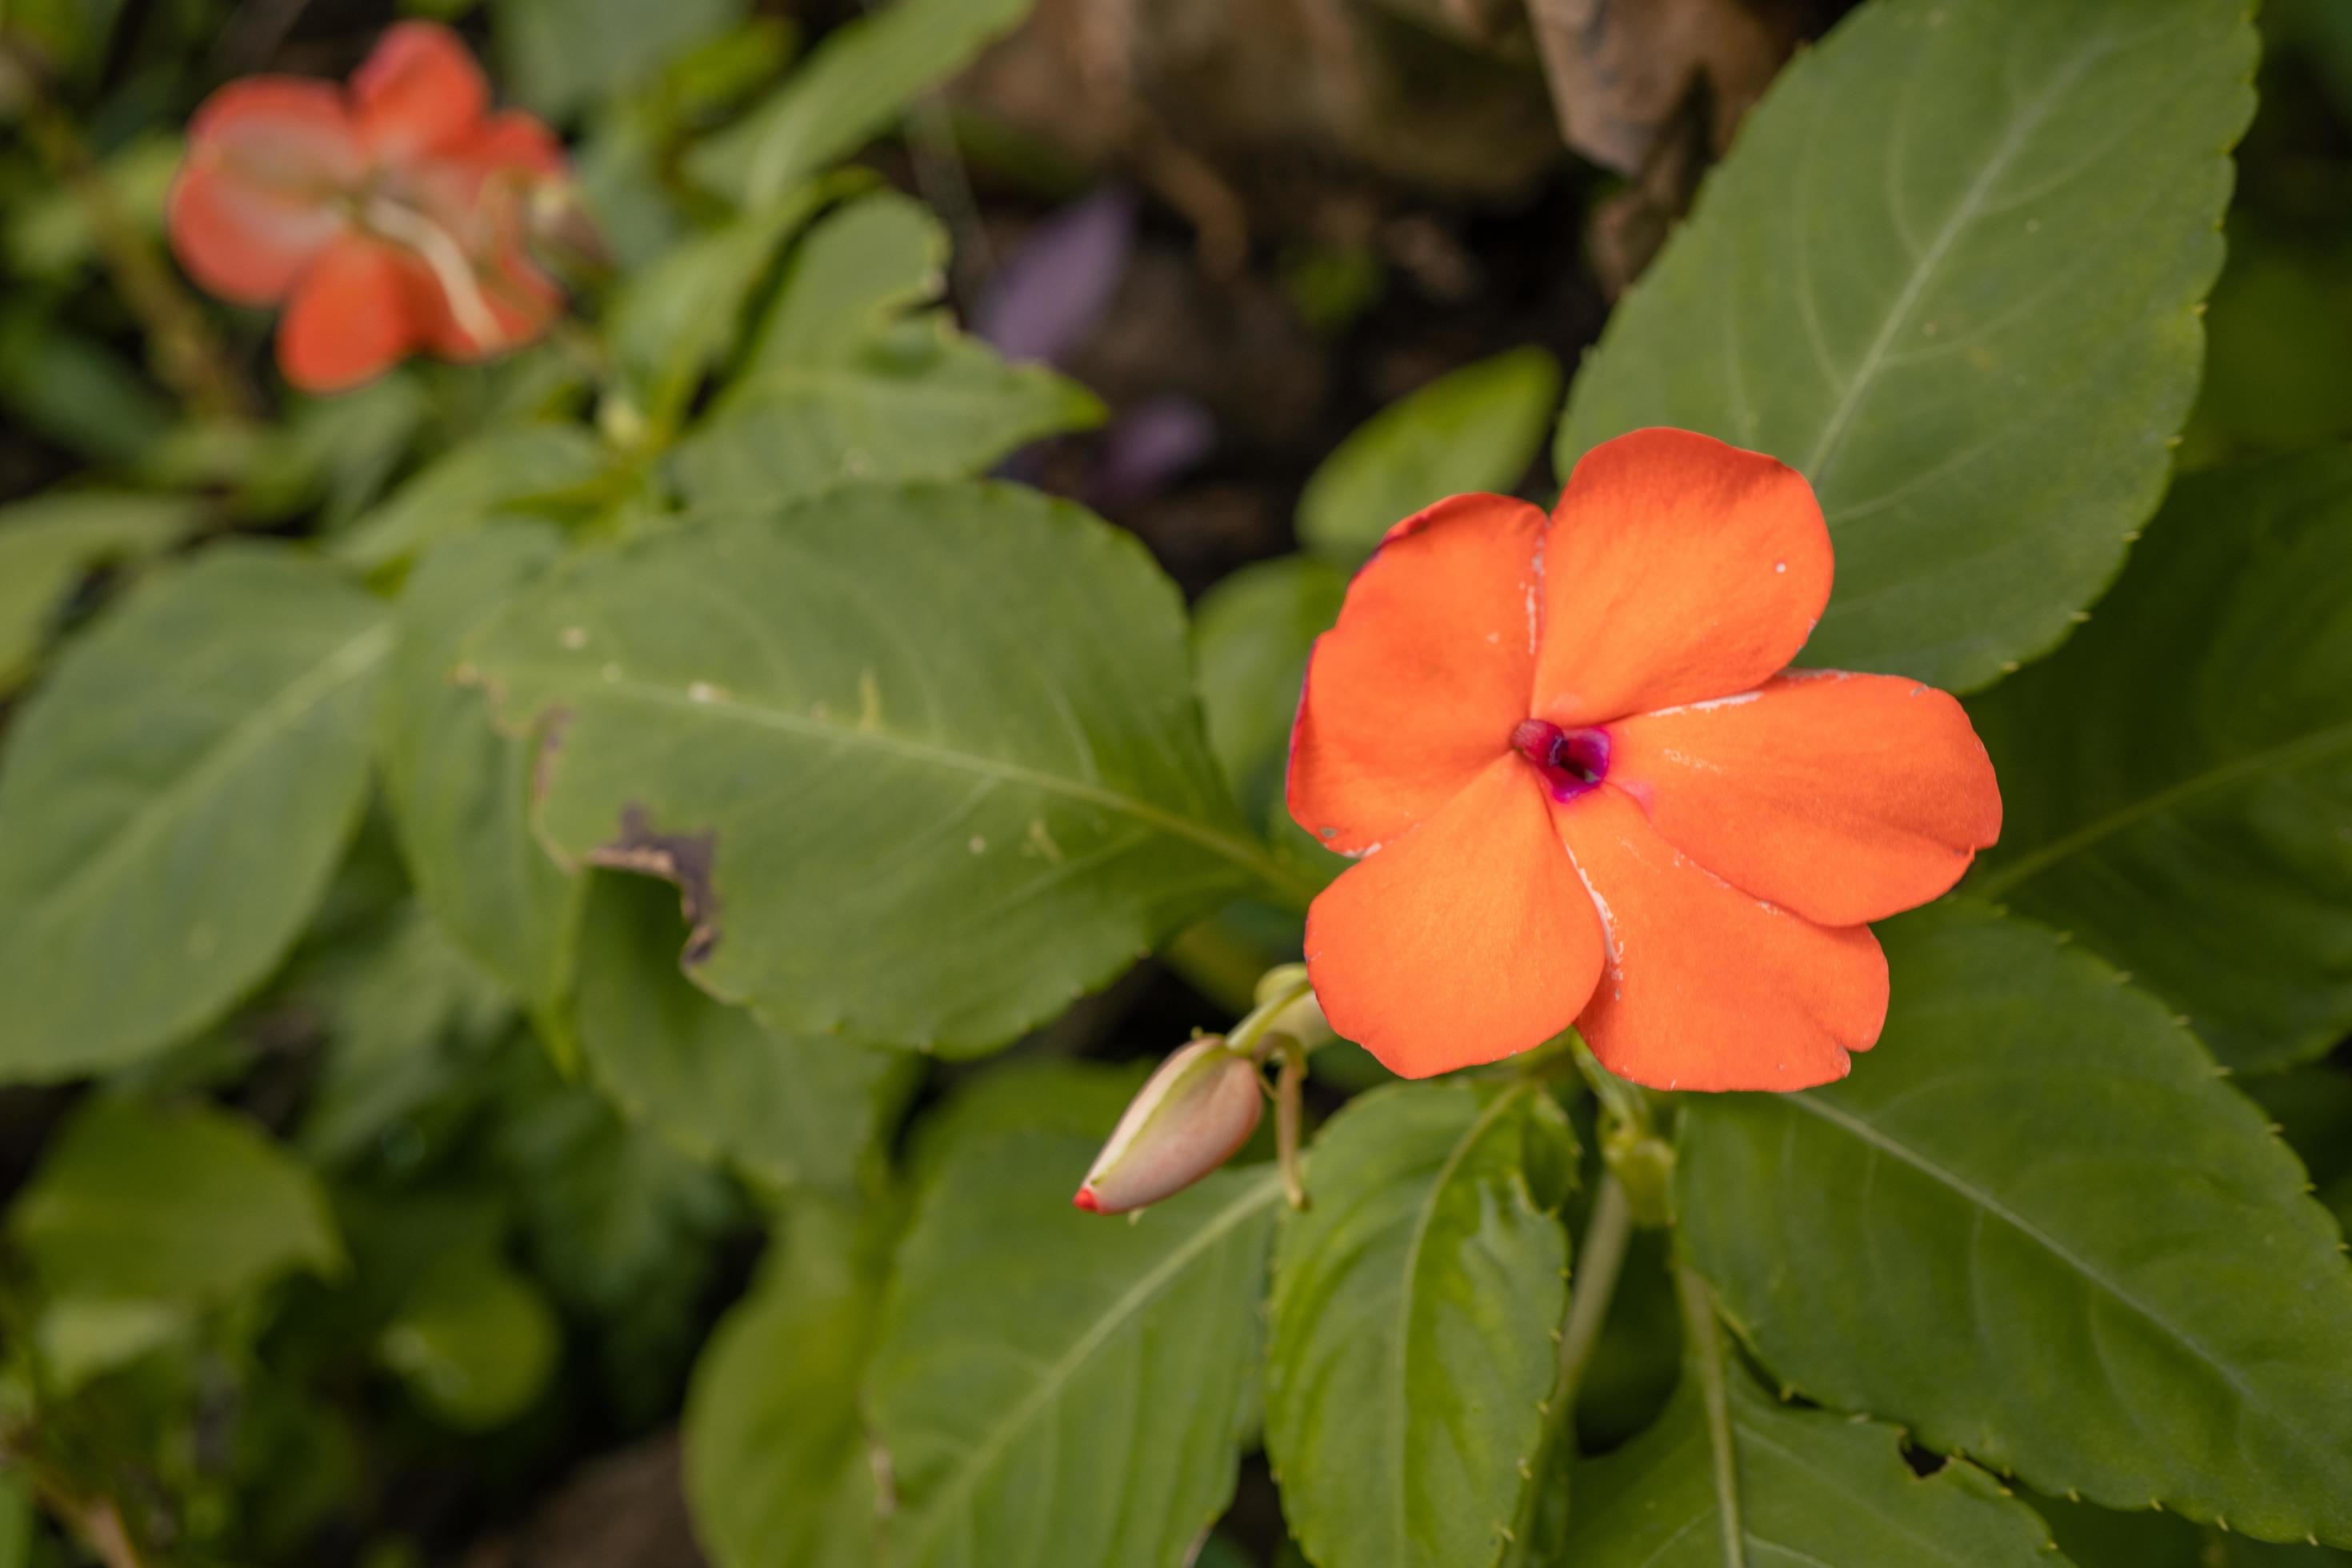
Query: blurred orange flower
167 22 571 392
1289 427 2002 1092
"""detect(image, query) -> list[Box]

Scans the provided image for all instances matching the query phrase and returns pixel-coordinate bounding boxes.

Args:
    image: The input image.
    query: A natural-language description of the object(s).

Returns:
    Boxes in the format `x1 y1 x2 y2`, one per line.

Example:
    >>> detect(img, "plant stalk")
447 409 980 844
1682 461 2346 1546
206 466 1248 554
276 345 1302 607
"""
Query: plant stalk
1502 1172 1632 1566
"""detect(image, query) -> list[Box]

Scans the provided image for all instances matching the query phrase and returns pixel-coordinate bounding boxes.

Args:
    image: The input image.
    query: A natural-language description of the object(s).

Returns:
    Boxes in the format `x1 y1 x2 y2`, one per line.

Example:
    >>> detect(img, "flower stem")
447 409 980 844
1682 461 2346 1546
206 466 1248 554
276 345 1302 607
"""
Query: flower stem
1274 1040 1310 1210
1675 1259 1749 1568
1502 1172 1632 1566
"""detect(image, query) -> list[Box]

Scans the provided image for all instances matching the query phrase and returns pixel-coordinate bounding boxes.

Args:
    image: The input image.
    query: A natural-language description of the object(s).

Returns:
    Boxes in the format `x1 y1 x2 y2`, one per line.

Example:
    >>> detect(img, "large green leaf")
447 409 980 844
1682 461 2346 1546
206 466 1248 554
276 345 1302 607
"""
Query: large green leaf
868 1116 1278 1568
1555 0 2257 691
1300 347 1560 562
9 1098 342 1306
1264 1082 1573 1568
1679 902 2352 1545
1968 448 2352 1070
334 426 609 572
686 0 1034 207
380 523 581 1016
574 872 914 1193
0 490 200 694
0 547 390 1080
684 1202 889 1568
673 318 1101 507
463 481 1297 1054
1561 1364 2066 1567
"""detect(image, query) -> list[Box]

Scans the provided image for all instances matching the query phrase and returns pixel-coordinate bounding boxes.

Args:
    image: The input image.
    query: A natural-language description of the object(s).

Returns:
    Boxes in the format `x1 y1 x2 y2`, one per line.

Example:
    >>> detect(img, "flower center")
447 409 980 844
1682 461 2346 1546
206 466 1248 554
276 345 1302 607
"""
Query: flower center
1510 718 1610 802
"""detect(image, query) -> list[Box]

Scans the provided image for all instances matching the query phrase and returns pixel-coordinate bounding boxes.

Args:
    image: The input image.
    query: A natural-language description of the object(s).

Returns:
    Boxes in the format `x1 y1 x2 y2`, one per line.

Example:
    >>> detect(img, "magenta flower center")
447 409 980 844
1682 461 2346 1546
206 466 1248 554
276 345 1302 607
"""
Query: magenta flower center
1510 718 1610 802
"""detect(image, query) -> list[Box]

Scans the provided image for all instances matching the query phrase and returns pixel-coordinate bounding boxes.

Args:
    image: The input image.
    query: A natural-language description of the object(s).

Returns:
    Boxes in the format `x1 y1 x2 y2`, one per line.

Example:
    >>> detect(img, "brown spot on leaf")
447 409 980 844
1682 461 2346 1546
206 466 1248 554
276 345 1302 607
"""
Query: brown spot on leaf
590 805 722 966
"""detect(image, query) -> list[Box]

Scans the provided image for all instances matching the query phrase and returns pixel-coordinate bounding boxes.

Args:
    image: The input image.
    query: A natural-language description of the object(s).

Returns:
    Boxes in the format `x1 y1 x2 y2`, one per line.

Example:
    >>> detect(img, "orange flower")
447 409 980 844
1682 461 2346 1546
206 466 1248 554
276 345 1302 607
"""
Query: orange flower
1288 427 2002 1092
167 22 571 393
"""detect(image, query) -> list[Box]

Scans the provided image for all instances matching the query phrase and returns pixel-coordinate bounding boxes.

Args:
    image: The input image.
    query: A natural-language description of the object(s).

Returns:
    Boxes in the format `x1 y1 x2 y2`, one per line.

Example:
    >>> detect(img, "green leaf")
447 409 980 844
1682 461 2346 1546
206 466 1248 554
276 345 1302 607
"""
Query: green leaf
376 1249 561 1430
334 426 609 572
685 1201 889 1568
606 184 836 430
380 523 582 1016
1264 1081 1573 1568
686 0 1035 207
1554 0 2257 691
1678 901 2352 1545
1194 554 1347 831
574 872 916 1193
675 190 1095 503
463 481 1294 1054
2036 1490 2352 1567
742 190 946 374
0 547 390 1080
9 1098 342 1306
1562 1365 2067 1567
1300 347 1560 562
35 1298 191 1395
297 904 514 1166
492 1057 739 1418
869 1118 1279 1568
0 310 173 467
495 0 743 117
1968 448 2352 1070
673 318 1102 507
0 490 201 694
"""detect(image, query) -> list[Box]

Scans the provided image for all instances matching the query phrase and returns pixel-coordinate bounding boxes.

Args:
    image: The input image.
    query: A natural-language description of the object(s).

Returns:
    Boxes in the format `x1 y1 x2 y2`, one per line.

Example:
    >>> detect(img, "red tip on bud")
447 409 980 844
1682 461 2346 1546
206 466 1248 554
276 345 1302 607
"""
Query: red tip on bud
1072 1037 1263 1216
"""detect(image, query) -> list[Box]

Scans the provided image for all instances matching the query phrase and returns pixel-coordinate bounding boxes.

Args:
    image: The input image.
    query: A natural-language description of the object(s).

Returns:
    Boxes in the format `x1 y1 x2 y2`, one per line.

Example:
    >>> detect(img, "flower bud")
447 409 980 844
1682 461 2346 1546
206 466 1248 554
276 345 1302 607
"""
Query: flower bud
1074 1037 1264 1215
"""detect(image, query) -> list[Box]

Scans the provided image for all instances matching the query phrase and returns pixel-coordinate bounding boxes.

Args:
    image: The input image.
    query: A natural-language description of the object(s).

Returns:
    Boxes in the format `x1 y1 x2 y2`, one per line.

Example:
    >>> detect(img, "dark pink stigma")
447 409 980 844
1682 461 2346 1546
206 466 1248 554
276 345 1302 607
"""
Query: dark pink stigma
1510 718 1610 802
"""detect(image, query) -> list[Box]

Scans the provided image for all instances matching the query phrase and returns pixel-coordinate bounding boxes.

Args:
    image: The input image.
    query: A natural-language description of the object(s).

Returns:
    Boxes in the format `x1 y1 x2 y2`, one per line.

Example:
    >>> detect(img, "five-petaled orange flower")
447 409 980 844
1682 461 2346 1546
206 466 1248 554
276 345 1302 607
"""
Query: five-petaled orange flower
167 22 570 393
1289 427 2002 1092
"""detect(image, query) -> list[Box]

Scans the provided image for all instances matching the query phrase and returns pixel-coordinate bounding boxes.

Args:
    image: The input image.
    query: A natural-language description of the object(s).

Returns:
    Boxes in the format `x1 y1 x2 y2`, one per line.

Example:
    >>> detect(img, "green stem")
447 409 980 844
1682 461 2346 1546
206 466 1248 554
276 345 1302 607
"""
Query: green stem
1503 1173 1633 1566
1675 1261 1748 1568
1274 1040 1310 1210
1558 1176 1633 1413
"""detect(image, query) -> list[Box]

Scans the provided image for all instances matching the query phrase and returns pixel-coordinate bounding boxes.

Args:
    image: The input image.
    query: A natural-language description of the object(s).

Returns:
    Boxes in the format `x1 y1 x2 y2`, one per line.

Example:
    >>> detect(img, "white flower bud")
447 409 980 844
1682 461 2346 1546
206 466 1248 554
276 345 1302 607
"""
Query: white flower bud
1074 1037 1264 1215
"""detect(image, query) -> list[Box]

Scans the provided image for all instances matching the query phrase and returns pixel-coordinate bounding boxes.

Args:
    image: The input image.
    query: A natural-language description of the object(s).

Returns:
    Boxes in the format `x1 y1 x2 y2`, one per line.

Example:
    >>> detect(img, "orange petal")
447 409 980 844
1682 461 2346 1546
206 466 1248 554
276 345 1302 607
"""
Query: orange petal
1534 428 1831 726
277 234 426 392
1306 755 1604 1078
1288 494 1544 854
167 78 360 304
351 21 489 162
1559 787 1886 1092
413 246 562 361
1607 671 2002 927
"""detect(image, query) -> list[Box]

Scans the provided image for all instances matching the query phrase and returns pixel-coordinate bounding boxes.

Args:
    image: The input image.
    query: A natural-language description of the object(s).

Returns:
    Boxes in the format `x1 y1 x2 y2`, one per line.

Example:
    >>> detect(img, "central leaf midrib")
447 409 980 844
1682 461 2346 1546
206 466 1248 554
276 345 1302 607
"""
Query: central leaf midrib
895 1169 1282 1558
1388 1085 1534 1560
1971 714 2352 900
546 670 1317 909
10 618 392 938
1799 31 2122 487
1786 1092 2282 1432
